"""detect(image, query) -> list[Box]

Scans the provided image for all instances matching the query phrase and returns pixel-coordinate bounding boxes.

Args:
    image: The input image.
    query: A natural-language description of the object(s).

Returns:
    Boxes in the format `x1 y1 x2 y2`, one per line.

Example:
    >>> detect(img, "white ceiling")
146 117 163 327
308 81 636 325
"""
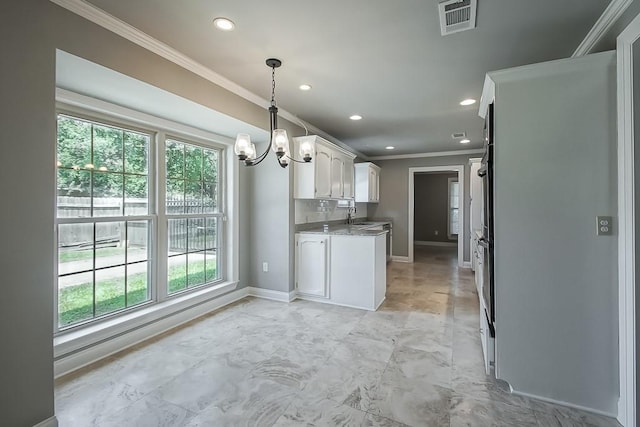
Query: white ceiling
83 0 610 156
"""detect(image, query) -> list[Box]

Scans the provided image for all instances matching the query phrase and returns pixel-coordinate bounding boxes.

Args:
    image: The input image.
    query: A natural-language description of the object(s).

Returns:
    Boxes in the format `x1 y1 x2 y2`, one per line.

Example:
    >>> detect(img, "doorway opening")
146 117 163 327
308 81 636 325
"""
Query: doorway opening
408 165 465 267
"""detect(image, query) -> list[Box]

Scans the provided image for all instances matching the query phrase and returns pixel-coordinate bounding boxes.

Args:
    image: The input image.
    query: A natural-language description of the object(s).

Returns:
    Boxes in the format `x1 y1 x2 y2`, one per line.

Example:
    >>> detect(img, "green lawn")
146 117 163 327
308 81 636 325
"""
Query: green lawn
59 260 217 327
59 247 126 263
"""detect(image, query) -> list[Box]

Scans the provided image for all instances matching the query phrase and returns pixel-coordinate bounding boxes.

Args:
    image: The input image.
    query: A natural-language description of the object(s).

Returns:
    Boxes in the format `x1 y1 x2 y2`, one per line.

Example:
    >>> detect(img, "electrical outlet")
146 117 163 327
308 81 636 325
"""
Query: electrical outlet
596 216 613 236
262 262 269 272
434 230 439 236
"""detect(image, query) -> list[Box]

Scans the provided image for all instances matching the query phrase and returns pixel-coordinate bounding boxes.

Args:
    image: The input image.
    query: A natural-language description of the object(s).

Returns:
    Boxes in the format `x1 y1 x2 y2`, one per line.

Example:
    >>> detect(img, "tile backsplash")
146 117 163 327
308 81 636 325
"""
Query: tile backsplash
295 199 368 224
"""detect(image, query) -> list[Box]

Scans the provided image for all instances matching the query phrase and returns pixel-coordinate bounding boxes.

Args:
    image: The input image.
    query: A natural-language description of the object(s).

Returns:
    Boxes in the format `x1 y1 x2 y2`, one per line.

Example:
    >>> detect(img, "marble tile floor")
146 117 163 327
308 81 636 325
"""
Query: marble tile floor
55 246 621 427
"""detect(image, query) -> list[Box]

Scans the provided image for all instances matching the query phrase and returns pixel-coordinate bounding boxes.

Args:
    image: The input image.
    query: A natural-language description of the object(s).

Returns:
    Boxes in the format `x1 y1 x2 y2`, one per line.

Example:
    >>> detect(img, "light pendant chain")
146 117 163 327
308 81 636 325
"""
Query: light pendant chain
271 66 276 107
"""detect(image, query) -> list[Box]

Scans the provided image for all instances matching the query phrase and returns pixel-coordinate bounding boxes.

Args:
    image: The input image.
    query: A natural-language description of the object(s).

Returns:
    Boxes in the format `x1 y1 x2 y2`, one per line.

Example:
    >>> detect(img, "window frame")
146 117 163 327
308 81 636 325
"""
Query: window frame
54 98 236 336
447 177 460 240
159 135 226 300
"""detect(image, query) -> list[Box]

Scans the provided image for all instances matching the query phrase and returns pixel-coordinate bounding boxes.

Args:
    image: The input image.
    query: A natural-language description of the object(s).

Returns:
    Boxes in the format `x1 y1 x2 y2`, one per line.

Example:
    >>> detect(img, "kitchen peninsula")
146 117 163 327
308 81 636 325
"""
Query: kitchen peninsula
295 225 387 311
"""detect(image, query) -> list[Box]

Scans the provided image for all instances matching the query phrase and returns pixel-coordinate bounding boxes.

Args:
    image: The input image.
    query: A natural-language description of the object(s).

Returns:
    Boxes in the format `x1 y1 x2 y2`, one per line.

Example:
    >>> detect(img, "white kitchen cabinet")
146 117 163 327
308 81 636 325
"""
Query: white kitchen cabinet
295 234 329 297
293 135 356 200
314 143 332 199
354 162 380 203
330 234 386 310
330 155 344 198
295 231 386 310
343 157 354 199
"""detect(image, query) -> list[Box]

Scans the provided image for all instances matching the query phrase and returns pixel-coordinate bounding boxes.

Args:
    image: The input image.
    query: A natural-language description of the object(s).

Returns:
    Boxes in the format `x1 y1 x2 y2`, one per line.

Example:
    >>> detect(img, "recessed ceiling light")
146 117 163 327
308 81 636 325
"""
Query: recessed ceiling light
460 138 471 144
213 17 235 31
385 146 395 150
349 115 363 121
299 84 312 91
460 98 476 106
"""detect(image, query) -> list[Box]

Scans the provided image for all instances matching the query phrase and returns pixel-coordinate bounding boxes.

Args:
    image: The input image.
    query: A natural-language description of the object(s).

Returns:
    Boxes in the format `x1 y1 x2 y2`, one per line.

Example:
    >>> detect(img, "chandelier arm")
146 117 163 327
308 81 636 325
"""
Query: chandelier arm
244 104 278 167
284 155 308 164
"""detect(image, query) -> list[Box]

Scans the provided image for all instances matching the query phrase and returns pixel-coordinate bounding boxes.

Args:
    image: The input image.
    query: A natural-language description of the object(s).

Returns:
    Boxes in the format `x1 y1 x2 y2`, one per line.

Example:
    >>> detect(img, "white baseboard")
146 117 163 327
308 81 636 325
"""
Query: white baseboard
247 286 297 302
391 256 411 263
462 261 472 269
54 287 249 378
510 389 617 419
415 240 457 247
33 416 58 427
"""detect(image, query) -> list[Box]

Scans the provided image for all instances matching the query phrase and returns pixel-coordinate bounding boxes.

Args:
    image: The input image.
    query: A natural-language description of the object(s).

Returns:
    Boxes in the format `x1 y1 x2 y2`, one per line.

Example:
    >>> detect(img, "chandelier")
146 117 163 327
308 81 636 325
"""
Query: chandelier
234 58 314 168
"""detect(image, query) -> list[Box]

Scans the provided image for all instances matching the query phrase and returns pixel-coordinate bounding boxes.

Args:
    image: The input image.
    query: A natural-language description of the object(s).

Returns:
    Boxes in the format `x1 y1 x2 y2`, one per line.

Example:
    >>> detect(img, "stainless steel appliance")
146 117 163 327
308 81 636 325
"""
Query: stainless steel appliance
383 223 392 262
478 102 495 338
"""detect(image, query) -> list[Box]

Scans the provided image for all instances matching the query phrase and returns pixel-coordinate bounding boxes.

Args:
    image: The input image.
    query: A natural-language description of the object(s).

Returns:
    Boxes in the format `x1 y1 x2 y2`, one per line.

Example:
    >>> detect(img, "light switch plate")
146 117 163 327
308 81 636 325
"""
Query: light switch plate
596 216 613 236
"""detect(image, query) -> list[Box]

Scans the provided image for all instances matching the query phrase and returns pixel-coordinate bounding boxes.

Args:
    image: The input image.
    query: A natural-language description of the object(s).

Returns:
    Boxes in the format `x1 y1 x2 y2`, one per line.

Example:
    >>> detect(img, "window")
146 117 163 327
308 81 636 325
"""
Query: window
56 112 227 331
165 139 222 294
448 178 460 239
56 115 152 328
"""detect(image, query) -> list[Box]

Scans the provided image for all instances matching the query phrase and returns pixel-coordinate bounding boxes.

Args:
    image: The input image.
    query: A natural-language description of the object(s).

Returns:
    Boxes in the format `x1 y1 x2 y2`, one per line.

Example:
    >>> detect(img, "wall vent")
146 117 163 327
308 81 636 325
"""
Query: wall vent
452 132 467 139
439 0 477 36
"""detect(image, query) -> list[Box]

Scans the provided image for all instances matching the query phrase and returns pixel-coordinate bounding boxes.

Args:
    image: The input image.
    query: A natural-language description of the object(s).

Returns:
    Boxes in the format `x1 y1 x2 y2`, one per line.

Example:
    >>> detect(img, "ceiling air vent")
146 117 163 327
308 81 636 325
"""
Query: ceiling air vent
452 132 467 139
439 0 477 36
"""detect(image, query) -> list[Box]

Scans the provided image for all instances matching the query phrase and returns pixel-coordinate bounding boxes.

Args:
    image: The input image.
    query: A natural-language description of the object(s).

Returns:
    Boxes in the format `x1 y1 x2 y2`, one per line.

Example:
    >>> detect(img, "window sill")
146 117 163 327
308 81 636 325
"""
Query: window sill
54 280 238 359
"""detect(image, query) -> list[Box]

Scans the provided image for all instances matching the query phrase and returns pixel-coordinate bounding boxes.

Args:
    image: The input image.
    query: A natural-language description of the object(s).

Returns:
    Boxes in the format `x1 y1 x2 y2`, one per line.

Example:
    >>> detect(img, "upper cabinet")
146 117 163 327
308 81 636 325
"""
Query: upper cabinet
293 136 356 200
354 162 380 203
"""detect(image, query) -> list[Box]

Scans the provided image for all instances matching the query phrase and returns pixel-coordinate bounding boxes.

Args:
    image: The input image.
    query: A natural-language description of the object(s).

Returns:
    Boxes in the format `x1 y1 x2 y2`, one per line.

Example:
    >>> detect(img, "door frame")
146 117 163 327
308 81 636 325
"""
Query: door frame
617 13 639 427
408 165 465 266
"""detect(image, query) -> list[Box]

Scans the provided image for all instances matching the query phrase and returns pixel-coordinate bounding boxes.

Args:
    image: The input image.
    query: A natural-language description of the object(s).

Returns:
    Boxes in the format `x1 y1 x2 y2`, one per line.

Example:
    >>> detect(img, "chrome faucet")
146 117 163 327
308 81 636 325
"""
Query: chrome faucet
346 206 357 225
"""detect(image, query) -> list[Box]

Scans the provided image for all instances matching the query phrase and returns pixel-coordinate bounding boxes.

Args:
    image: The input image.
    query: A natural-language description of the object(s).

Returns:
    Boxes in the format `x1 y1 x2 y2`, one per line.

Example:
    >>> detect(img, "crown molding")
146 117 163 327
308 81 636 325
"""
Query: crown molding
48 0 367 160
572 0 633 57
368 148 484 161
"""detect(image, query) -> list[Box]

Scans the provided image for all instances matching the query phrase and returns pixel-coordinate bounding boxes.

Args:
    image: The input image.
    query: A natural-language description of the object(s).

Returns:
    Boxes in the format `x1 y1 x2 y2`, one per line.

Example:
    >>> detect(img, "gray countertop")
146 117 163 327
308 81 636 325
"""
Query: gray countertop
297 225 388 236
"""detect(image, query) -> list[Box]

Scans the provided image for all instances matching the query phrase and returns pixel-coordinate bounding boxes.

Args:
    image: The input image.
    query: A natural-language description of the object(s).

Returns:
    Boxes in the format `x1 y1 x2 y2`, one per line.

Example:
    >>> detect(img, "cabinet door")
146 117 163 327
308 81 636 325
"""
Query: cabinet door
296 235 328 297
330 156 344 198
314 145 332 198
343 158 354 199
368 168 378 202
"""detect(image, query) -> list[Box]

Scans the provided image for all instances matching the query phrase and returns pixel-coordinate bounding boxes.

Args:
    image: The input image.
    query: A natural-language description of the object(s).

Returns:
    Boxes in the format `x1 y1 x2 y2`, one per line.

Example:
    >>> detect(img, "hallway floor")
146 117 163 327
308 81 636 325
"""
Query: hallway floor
55 246 620 426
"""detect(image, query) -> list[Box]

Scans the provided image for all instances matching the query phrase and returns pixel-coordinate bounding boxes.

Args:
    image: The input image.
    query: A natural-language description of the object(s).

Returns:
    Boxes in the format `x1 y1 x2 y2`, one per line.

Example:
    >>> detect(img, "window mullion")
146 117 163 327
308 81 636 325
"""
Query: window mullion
156 132 169 303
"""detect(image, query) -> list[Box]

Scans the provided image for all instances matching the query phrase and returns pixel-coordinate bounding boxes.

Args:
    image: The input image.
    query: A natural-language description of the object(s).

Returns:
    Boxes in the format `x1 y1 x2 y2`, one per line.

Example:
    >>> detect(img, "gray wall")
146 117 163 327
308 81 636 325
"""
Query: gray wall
492 52 618 413
0 2 56 426
414 173 458 242
0 2 305 424
368 154 480 260
634 38 640 421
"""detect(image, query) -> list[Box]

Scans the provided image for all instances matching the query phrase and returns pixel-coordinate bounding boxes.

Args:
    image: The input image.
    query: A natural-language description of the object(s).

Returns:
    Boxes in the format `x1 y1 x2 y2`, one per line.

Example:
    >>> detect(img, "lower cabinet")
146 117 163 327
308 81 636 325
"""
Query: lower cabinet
295 234 329 297
330 234 386 310
295 233 386 310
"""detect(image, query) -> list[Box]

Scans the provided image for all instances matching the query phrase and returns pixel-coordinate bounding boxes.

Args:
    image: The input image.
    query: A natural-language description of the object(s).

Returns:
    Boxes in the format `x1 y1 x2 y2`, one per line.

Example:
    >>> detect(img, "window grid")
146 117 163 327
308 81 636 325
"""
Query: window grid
165 138 223 296
55 111 226 333
448 178 460 239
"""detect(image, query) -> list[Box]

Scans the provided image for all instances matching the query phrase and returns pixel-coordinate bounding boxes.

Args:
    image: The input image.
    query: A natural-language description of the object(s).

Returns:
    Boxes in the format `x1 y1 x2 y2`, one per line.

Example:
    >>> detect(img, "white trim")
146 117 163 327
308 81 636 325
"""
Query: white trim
391 256 411 263
511 389 617 419
48 0 367 161
479 74 495 119
616 13 639 427
247 287 297 303
573 0 633 57
414 241 457 247
409 165 465 267
462 261 472 269
468 157 482 165
55 286 248 377
57 88 235 145
368 149 483 161
33 416 58 427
